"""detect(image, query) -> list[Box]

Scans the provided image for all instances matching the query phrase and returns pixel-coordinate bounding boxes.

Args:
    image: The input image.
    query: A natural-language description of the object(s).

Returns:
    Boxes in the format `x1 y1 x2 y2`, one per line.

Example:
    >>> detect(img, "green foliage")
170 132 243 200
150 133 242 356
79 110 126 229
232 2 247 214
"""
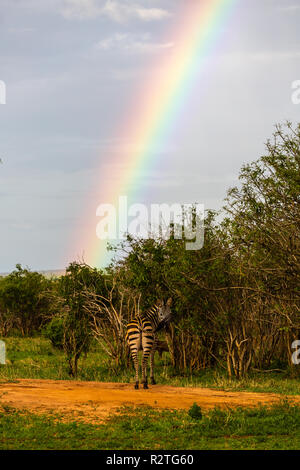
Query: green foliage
223 122 300 372
188 403 202 420
42 317 64 350
0 401 300 450
225 122 300 299
0 122 299 379
56 262 107 376
0 265 53 336
110 122 300 376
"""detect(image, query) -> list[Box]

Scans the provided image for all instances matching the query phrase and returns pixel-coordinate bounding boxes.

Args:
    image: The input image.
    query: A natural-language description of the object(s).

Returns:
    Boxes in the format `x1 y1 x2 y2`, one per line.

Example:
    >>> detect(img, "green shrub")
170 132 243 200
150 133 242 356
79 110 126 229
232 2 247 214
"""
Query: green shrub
188 402 202 420
42 317 64 350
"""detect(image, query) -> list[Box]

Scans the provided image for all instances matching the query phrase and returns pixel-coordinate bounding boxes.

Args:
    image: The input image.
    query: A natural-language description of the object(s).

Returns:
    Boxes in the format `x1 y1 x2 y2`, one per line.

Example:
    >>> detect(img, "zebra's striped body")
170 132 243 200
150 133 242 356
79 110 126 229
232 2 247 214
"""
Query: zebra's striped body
126 298 172 389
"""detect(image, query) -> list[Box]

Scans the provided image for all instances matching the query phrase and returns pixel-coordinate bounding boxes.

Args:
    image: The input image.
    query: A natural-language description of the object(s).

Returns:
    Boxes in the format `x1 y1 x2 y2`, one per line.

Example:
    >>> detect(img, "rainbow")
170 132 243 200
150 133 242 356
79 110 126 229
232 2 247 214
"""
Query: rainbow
71 0 238 268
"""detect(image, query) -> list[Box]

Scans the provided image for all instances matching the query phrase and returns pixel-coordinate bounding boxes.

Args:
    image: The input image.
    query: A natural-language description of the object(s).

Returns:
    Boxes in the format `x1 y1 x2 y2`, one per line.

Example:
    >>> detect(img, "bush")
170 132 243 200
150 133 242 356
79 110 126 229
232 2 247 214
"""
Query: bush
188 403 203 420
42 317 64 350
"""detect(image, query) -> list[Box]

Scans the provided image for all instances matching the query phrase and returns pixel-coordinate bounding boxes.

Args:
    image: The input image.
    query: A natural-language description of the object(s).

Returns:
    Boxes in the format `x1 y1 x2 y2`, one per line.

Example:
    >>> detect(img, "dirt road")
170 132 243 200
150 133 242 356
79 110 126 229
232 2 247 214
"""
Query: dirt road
0 379 299 423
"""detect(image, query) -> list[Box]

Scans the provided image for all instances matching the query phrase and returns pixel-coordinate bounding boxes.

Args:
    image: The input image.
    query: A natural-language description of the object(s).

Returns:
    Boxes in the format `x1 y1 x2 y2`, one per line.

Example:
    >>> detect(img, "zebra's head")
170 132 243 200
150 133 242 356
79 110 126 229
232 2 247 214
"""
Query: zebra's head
156 298 172 330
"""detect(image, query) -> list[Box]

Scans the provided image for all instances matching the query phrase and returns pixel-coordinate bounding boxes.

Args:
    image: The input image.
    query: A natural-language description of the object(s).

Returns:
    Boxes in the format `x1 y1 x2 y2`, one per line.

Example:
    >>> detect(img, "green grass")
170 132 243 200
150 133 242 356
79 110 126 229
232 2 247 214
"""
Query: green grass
1 336 300 450
1 336 300 396
0 400 299 450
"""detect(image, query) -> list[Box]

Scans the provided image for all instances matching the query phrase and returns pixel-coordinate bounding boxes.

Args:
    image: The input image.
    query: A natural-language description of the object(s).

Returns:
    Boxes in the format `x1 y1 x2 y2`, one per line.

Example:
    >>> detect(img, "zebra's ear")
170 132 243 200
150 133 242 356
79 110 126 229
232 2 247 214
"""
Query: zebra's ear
166 297 172 306
157 299 164 307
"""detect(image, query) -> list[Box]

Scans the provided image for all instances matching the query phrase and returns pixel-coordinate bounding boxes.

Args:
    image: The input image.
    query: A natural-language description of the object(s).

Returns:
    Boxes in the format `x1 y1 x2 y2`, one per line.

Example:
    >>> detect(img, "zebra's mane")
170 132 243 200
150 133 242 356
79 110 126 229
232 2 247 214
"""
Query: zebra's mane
142 303 159 318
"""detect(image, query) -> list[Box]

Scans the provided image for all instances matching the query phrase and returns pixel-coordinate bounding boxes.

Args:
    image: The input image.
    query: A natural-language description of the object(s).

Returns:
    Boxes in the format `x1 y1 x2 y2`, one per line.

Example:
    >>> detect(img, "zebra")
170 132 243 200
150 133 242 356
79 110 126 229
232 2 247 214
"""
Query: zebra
125 298 172 389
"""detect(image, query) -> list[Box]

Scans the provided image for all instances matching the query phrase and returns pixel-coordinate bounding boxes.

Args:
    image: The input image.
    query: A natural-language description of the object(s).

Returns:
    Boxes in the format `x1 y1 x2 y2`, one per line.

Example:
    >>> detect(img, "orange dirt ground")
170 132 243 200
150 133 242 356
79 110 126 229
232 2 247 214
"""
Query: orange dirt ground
0 378 300 424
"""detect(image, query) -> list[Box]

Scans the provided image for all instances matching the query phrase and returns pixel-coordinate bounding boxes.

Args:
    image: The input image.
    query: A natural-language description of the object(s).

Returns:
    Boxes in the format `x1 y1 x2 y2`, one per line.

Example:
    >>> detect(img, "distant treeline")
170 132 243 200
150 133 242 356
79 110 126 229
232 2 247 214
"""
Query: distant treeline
0 122 299 378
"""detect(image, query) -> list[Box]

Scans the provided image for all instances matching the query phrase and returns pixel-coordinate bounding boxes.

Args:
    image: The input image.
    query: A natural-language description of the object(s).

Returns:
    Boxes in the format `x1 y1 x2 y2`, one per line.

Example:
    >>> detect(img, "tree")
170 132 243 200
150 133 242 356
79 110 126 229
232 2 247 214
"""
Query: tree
84 271 137 369
108 122 300 377
224 122 300 371
0 264 52 336
56 262 103 377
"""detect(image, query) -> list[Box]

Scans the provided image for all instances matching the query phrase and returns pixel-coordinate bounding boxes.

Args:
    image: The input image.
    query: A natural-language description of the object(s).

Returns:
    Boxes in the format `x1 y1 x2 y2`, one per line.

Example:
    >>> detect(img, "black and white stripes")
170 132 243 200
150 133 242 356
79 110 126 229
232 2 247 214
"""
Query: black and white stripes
125 298 172 389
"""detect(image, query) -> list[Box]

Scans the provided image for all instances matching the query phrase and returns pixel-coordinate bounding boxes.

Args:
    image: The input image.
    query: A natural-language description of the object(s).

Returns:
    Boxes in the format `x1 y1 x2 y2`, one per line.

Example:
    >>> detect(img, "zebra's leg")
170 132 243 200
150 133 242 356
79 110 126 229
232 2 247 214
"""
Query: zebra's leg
150 352 156 385
141 351 149 389
133 351 139 389
127 329 141 389
128 344 140 389
150 337 158 385
142 334 153 389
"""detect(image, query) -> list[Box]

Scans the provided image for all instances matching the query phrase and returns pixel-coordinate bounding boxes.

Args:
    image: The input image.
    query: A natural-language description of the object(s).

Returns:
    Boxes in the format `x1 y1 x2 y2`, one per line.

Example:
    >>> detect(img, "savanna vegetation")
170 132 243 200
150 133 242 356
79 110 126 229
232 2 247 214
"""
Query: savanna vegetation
0 400 300 450
0 122 299 381
0 122 299 450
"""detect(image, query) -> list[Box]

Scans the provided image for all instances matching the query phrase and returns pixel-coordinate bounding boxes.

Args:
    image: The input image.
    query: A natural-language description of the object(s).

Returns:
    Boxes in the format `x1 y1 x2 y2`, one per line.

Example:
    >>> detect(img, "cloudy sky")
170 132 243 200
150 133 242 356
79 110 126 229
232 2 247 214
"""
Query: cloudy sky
0 0 299 272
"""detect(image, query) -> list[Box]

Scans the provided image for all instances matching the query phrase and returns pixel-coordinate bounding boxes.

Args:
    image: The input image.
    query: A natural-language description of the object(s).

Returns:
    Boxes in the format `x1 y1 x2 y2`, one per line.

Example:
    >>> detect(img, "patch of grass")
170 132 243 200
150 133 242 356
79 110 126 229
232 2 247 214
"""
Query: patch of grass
188 403 203 420
1 336 300 396
0 400 299 450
